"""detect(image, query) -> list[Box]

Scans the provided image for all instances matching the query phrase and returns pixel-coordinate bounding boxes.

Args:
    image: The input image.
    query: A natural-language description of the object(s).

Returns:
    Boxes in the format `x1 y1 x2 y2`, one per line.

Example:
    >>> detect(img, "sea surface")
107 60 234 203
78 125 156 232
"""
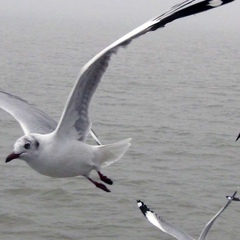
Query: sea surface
0 1 240 240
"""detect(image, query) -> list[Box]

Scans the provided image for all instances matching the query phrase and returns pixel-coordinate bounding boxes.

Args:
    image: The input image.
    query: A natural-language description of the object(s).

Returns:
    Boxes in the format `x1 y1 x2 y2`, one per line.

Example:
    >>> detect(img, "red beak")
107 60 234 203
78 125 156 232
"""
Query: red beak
6 152 21 163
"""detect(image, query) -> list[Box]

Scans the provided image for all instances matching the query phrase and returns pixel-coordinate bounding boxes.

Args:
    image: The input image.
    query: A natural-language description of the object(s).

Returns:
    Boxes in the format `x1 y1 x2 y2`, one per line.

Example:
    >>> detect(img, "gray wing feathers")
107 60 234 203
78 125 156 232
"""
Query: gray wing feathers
55 52 113 140
55 0 234 140
198 199 232 240
138 200 194 240
55 21 157 140
0 91 57 134
154 213 195 240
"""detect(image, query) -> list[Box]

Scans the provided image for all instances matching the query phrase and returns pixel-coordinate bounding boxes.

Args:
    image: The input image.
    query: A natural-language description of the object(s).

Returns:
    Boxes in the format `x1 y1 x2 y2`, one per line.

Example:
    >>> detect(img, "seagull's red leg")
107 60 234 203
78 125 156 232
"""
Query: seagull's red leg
87 177 111 192
97 171 113 185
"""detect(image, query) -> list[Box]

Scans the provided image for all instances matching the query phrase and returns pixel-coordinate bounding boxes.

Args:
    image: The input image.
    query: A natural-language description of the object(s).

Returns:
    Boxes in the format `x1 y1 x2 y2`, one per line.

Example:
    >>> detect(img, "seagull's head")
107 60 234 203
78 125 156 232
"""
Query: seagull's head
6 134 40 163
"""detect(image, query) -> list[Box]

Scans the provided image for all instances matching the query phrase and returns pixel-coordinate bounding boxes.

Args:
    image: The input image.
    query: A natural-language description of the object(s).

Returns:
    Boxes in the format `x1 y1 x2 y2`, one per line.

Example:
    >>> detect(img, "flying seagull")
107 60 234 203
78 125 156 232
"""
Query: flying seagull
0 0 235 192
137 188 239 240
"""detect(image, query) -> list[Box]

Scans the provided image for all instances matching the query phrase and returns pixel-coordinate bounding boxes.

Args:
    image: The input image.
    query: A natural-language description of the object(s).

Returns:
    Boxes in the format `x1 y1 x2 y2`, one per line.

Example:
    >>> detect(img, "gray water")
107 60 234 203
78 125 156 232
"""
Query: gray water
0 1 240 239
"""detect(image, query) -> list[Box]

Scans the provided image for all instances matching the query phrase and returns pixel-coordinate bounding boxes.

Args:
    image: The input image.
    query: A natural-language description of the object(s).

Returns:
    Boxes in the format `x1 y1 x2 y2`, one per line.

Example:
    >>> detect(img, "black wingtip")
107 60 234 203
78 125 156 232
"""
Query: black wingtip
137 200 154 218
150 0 235 32
226 188 240 201
137 200 147 216
232 196 240 201
226 196 240 201
137 200 145 209
235 133 240 141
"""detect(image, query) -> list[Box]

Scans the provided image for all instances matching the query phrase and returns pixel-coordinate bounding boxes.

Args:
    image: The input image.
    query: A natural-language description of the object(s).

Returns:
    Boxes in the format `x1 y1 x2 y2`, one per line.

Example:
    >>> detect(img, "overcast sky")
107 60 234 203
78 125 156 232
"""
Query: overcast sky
0 0 239 24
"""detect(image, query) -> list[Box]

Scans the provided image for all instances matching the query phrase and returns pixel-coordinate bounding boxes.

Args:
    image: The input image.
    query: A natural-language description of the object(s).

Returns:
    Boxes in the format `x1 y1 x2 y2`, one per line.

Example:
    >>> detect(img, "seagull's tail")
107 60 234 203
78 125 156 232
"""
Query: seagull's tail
94 138 131 167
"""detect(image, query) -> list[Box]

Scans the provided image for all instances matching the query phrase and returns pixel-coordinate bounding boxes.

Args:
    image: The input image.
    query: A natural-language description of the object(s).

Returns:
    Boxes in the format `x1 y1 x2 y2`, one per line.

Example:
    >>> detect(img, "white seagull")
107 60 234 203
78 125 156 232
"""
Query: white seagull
0 0 235 192
137 188 240 240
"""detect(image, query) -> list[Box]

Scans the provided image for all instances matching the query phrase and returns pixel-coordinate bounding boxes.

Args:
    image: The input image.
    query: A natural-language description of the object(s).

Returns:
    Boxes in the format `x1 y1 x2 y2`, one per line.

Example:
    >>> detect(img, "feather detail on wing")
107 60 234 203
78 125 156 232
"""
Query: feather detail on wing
0 90 57 134
137 200 194 240
54 0 234 141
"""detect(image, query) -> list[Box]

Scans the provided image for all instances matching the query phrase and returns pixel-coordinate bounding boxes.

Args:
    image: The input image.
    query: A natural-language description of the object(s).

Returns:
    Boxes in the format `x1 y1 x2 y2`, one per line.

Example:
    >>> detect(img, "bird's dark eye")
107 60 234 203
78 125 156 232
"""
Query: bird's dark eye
24 143 31 149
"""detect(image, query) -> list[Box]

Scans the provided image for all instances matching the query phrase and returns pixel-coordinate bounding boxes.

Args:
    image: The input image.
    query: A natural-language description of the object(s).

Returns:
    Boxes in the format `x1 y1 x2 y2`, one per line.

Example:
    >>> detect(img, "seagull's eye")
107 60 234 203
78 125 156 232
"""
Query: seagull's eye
24 143 31 149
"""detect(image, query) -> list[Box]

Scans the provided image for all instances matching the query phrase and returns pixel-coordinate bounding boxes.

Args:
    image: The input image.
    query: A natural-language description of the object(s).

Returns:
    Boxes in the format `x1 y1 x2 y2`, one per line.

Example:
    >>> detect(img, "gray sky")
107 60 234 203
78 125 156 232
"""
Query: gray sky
0 0 239 25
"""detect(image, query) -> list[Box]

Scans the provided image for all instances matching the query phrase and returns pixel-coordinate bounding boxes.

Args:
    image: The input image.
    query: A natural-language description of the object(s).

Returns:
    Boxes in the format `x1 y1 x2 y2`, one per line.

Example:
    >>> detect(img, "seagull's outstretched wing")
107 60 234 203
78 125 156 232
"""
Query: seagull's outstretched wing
55 0 235 141
198 188 238 240
0 90 57 134
0 91 102 144
137 200 194 240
